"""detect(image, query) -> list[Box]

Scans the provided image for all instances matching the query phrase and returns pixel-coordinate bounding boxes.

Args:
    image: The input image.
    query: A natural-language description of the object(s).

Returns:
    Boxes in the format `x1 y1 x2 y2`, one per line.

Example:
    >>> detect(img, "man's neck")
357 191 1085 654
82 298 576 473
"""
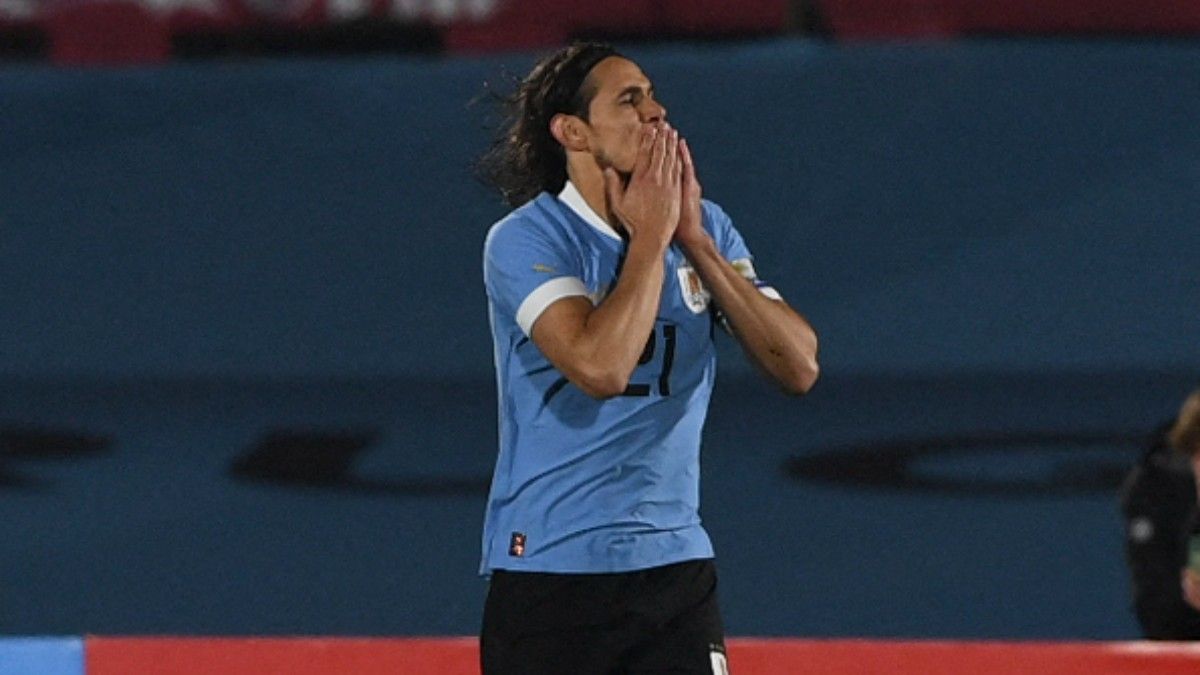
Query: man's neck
566 163 623 234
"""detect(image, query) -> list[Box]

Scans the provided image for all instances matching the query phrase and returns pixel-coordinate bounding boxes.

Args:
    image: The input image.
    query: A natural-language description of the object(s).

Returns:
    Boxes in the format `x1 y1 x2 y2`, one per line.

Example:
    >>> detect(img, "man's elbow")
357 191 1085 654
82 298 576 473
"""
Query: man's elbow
778 357 819 396
572 367 630 400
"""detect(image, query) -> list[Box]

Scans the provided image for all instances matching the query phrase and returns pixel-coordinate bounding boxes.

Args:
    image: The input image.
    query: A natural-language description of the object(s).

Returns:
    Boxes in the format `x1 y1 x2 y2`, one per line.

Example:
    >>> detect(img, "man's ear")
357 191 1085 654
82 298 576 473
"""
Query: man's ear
550 113 588 152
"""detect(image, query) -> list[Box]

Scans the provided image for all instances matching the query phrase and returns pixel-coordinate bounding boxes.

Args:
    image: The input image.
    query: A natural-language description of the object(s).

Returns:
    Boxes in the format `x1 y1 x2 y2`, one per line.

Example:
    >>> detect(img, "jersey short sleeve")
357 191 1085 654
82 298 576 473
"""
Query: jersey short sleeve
484 214 589 337
702 200 782 301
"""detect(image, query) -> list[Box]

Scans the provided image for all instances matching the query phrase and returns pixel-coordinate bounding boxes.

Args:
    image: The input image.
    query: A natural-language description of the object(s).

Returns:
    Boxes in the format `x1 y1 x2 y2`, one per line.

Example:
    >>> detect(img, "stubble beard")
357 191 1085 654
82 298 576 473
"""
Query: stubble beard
594 146 635 184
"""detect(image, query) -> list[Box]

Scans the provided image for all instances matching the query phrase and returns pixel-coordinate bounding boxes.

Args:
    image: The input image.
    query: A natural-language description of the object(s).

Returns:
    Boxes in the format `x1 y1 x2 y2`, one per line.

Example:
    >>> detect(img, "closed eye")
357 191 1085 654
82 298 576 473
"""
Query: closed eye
617 86 652 106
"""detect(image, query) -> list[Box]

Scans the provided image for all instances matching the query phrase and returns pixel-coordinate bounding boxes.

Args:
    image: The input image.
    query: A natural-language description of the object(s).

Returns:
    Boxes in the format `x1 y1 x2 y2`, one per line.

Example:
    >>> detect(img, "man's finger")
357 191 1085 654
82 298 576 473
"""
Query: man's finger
602 167 623 210
649 123 668 181
681 138 703 191
664 128 680 183
1182 570 1200 610
634 125 657 177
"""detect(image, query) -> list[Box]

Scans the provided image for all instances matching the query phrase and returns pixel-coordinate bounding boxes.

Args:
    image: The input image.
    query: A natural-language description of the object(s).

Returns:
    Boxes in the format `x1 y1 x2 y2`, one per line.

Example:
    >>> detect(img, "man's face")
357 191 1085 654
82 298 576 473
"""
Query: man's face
579 56 667 175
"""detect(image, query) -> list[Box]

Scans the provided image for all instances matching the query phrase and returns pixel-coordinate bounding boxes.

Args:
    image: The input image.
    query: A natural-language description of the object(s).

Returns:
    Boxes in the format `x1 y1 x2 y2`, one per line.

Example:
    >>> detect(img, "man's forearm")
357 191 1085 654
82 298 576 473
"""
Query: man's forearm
529 233 667 400
580 237 667 377
680 235 819 394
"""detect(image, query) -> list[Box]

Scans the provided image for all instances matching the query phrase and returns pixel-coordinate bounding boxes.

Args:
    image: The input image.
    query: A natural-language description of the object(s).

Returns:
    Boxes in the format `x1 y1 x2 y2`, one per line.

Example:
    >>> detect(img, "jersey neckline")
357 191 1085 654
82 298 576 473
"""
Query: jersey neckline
557 181 623 242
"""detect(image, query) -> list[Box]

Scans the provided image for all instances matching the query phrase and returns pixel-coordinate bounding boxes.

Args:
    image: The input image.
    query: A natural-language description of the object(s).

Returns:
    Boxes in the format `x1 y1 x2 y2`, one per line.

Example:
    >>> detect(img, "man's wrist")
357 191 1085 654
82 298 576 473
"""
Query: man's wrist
627 230 672 259
676 230 717 259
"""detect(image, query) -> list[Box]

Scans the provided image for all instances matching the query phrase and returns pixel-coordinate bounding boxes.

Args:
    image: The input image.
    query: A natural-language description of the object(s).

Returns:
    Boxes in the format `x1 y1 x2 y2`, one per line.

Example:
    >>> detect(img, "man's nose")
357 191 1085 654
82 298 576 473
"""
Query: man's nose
639 99 666 123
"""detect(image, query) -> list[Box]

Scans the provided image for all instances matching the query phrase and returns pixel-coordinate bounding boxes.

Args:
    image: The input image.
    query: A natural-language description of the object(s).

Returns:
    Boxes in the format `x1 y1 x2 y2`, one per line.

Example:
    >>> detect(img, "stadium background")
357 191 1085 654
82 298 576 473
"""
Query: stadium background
2 1 1200 672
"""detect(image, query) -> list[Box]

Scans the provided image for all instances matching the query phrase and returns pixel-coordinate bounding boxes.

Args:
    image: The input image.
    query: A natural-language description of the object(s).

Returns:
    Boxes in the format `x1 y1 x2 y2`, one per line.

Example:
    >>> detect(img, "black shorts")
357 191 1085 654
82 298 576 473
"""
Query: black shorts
480 559 727 675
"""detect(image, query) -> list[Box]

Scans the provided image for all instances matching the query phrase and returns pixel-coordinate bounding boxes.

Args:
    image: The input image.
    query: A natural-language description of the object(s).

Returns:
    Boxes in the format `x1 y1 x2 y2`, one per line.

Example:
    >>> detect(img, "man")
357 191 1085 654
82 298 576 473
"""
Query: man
1172 391 1200 613
1121 388 1200 638
476 42 819 674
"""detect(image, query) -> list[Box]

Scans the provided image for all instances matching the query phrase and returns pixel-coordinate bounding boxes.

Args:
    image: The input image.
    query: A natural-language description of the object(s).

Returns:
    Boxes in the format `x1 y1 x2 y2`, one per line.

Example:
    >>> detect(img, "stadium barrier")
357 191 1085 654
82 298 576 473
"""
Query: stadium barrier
0 0 790 63
8 0 1200 63
820 0 1200 39
5 637 1200 674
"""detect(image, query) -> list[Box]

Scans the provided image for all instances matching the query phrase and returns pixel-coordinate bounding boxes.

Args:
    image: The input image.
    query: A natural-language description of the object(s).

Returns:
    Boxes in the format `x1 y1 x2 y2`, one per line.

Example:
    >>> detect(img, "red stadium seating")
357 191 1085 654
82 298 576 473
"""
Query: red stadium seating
821 0 1200 39
444 0 788 52
6 1 1200 63
0 0 791 62
44 2 171 64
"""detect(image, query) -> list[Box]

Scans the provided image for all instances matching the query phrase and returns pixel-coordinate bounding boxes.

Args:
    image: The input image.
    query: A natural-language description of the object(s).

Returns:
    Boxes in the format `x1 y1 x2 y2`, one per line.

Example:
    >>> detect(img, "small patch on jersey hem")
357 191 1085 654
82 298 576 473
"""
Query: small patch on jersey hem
508 532 526 557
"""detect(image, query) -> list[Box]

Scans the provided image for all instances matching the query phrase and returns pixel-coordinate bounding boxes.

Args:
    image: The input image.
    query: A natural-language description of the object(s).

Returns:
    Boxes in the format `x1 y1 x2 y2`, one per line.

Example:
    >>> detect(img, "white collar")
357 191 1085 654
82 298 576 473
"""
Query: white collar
557 181 622 241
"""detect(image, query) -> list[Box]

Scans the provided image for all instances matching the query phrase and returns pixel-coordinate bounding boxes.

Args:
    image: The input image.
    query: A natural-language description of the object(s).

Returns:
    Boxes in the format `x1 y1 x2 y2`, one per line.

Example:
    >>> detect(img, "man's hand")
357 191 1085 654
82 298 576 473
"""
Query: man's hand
1183 568 1200 611
674 137 709 250
604 123 681 250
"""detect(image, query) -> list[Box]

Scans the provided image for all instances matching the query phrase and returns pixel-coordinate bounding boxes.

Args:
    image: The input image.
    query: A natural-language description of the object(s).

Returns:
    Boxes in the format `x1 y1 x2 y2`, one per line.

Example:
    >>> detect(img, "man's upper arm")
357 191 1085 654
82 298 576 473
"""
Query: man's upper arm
484 217 589 338
528 295 595 365
485 218 607 393
704 201 783 301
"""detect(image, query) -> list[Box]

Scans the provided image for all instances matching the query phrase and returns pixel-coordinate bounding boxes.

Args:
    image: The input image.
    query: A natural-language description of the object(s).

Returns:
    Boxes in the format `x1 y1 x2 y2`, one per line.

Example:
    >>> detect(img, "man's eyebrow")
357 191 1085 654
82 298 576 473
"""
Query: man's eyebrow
616 84 654 98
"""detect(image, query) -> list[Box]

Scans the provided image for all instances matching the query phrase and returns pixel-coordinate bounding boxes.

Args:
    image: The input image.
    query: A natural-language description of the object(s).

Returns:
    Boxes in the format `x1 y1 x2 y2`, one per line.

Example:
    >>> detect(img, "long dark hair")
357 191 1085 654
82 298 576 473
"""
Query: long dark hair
475 42 619 208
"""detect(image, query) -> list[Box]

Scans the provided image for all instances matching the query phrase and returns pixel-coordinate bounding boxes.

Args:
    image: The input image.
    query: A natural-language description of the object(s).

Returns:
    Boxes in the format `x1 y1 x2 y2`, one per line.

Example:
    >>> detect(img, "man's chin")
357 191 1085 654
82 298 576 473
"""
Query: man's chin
595 154 634 182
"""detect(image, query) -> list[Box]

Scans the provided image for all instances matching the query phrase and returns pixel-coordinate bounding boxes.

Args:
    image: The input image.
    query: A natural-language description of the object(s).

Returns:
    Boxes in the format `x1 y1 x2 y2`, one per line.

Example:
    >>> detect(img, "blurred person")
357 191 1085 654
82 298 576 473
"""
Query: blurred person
1121 388 1200 639
475 42 819 674
1172 391 1200 613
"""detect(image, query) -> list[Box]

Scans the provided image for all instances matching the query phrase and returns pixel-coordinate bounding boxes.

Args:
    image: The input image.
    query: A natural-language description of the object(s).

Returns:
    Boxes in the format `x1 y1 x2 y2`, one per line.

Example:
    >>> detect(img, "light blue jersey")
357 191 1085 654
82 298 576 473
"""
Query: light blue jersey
480 182 777 574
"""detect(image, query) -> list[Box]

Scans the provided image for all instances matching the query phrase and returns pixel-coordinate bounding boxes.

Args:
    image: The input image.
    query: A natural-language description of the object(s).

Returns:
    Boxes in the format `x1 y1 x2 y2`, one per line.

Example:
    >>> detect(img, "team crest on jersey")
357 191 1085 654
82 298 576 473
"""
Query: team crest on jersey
677 263 710 313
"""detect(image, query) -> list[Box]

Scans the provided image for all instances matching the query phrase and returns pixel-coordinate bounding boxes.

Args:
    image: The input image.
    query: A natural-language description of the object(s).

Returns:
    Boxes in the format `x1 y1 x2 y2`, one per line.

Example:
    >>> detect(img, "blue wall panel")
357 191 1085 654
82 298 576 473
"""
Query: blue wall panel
1 40 1197 380
0 638 82 675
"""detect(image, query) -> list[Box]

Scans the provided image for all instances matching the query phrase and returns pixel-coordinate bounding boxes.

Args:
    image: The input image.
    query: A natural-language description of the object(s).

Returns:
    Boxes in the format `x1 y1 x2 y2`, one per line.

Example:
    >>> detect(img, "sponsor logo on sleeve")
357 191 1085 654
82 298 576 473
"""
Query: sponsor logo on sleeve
731 258 758 282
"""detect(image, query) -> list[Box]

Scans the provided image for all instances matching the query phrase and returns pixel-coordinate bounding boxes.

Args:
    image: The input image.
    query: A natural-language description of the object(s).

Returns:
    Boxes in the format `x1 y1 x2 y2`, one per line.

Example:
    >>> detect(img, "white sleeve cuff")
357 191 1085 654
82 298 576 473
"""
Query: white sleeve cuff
515 276 590 336
759 286 783 301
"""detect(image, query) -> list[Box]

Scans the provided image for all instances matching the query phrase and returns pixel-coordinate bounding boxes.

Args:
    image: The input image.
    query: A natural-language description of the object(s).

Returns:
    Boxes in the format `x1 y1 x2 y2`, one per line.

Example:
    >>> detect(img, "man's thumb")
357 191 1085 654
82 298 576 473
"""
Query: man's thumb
602 168 621 203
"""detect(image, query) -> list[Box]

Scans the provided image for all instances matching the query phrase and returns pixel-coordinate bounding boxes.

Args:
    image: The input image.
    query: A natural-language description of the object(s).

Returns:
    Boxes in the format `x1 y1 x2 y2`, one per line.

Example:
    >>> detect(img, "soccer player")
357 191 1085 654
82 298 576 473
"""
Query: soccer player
1122 388 1200 638
476 42 819 674
1172 390 1200 613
